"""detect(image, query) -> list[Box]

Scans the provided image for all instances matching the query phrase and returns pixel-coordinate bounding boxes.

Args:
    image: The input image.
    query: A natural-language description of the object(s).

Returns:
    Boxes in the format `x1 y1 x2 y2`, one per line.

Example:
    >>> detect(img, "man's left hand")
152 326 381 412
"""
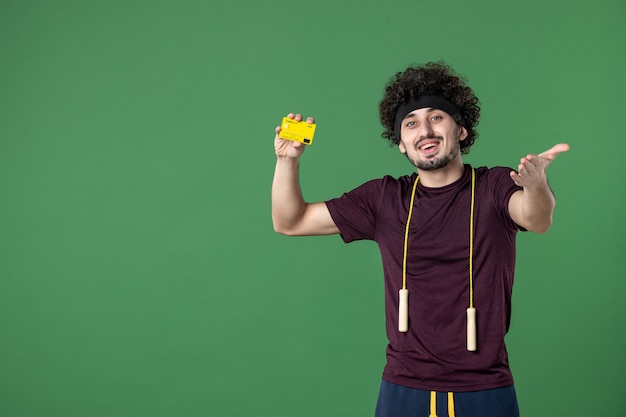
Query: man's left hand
510 143 570 188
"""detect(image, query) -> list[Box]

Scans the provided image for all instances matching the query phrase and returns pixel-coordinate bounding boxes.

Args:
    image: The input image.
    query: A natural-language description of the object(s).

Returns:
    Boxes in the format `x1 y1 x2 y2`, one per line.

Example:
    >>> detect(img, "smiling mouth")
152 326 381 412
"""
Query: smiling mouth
417 139 441 154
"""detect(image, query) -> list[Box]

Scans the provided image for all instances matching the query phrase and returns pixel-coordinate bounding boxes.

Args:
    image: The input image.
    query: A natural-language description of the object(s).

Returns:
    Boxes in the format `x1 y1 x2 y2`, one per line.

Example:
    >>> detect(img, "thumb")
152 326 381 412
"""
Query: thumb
538 143 570 161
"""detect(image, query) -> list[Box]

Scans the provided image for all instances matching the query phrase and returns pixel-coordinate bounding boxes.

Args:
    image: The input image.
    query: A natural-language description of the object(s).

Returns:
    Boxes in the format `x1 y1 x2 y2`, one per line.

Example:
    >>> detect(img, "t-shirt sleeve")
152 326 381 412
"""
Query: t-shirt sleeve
325 178 384 243
487 166 526 231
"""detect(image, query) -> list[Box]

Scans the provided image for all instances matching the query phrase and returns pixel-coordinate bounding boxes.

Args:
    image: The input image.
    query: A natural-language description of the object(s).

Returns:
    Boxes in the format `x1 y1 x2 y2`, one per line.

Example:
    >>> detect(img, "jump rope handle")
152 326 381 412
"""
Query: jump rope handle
467 307 477 351
398 289 409 332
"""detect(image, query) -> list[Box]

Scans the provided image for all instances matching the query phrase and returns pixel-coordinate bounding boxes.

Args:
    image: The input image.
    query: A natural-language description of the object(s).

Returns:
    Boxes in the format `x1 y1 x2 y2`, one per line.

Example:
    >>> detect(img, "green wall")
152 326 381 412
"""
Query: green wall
1 1 624 416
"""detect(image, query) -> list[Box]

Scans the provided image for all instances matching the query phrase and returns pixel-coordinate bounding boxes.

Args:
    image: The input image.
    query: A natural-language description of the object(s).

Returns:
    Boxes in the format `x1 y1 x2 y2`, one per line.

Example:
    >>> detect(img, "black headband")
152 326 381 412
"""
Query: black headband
393 96 462 140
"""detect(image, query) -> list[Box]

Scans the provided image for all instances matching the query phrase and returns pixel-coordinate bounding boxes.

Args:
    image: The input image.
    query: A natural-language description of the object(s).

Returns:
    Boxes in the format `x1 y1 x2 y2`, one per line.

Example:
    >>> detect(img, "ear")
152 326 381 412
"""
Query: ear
458 126 468 141
398 141 407 154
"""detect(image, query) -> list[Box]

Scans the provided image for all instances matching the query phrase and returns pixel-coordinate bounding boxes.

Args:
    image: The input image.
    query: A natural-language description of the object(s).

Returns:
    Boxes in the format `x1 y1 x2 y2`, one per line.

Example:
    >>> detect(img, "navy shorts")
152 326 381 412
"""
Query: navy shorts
375 380 519 417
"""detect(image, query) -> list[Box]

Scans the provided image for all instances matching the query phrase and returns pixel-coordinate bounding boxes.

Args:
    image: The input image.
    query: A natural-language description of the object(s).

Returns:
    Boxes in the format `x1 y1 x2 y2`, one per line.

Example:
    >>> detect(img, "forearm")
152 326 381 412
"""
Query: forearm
519 183 555 234
271 157 307 234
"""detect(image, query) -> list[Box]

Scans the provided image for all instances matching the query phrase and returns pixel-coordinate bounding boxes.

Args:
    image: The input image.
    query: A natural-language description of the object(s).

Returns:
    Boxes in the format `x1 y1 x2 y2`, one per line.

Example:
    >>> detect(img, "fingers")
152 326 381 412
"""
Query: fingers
510 159 540 188
285 113 315 124
509 170 523 187
516 155 539 177
511 143 569 187
517 143 570 170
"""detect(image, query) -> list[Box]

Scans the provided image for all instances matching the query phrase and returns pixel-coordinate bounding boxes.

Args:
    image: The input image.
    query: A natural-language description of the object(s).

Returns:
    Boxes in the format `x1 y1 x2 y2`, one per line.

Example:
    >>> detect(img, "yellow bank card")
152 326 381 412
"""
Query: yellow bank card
278 117 316 145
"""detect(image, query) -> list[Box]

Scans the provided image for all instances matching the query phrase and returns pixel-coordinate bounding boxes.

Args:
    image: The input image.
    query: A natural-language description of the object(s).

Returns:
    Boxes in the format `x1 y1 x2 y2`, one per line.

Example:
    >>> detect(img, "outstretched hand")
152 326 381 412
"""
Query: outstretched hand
510 143 570 188
274 113 315 160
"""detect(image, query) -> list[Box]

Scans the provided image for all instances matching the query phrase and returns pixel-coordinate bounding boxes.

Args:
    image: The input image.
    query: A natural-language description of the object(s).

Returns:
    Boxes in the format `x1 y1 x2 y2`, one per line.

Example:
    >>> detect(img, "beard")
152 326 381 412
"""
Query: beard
406 139 461 171
416 150 456 170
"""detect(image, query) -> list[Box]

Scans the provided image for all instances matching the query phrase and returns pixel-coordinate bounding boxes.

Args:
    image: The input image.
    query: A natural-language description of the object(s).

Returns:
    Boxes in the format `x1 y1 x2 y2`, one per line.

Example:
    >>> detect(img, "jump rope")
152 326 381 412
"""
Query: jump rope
398 168 477 351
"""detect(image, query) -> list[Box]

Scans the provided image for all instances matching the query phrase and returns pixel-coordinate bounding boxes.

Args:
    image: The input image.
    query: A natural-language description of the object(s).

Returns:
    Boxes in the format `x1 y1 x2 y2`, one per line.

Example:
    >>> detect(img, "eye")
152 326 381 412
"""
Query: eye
405 120 416 128
431 114 443 121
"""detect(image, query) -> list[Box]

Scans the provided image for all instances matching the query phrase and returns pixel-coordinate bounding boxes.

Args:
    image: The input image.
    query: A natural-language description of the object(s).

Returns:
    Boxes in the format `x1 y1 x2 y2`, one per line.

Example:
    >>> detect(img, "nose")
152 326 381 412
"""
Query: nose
418 120 434 138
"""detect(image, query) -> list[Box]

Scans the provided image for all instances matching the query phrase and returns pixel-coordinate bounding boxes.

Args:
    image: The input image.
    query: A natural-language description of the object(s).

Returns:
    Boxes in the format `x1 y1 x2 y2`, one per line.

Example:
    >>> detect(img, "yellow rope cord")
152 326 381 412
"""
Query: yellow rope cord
448 392 456 417
429 391 437 417
402 175 420 290
468 168 476 309
428 391 456 417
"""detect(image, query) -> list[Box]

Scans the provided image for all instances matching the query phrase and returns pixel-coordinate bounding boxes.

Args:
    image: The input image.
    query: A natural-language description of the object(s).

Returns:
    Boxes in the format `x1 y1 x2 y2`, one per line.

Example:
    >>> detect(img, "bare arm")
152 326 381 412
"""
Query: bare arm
272 113 339 236
508 143 570 234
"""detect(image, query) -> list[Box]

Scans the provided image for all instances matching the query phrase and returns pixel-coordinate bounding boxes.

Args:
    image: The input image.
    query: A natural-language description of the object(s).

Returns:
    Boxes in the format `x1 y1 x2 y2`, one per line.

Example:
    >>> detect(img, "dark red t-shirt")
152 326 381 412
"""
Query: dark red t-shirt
325 164 524 392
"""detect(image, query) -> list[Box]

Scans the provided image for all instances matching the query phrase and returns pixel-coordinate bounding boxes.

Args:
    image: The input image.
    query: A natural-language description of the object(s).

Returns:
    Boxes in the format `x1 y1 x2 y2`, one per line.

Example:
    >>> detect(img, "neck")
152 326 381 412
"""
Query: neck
416 160 466 188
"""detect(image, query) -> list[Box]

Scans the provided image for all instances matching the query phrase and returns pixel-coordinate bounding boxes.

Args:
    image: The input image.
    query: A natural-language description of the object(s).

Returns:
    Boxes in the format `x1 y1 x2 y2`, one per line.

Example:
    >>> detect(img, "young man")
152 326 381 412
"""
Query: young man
271 62 569 417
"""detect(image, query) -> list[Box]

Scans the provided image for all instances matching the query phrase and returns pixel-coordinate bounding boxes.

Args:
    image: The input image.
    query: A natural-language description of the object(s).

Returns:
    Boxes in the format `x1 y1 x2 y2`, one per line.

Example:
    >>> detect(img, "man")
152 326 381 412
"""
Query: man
271 62 568 417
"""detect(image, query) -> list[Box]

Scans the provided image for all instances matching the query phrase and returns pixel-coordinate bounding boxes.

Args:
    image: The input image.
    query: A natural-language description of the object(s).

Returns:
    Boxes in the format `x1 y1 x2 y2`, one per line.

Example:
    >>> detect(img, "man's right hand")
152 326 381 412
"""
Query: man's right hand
272 112 338 236
274 113 315 159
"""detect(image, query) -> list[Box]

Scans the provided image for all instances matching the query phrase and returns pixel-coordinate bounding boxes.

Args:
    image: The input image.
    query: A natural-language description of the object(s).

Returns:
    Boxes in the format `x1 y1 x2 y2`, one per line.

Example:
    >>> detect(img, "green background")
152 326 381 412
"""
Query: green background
1 0 624 416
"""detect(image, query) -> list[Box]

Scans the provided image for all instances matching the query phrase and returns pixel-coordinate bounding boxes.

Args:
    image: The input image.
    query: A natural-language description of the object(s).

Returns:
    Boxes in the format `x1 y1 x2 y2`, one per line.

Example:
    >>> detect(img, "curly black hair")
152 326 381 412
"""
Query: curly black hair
378 61 480 154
